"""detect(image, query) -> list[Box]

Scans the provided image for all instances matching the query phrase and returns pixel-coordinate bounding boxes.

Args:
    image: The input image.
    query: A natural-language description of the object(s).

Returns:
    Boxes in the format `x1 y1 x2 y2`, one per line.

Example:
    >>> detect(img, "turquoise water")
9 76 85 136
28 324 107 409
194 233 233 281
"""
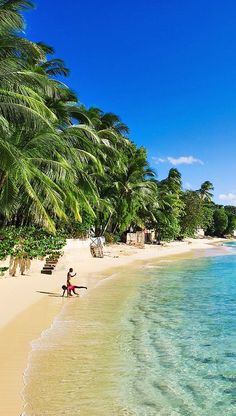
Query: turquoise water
24 252 236 416
125 255 236 415
224 241 236 248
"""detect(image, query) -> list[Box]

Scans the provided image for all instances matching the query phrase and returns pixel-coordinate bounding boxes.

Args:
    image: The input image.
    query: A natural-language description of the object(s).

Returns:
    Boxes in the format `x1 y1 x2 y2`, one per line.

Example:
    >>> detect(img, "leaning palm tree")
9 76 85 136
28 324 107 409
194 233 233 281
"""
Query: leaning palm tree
0 0 160 240
40 58 70 77
0 125 103 232
0 0 34 35
94 146 156 234
197 181 214 202
0 3 60 129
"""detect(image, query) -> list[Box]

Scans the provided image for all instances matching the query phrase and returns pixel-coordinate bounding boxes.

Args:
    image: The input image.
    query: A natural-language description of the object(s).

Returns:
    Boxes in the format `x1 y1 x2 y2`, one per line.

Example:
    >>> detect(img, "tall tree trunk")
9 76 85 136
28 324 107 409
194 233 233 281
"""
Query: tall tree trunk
113 223 119 234
0 172 7 190
101 212 113 235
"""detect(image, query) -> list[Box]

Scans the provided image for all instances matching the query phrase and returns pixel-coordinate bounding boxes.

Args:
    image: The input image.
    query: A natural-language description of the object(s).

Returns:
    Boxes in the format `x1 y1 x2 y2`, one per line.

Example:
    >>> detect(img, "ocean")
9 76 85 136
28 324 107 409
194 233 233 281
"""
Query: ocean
23 246 236 415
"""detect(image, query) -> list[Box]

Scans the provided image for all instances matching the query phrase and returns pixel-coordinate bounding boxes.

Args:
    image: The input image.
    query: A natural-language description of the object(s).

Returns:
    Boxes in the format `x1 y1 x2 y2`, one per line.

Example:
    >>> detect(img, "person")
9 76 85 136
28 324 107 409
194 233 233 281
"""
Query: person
66 267 87 296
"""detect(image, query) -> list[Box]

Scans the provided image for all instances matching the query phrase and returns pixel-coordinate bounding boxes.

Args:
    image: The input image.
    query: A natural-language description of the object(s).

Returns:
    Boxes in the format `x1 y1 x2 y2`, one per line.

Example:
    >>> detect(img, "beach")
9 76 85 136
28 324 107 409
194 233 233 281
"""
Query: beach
1 1 236 415
0 238 230 416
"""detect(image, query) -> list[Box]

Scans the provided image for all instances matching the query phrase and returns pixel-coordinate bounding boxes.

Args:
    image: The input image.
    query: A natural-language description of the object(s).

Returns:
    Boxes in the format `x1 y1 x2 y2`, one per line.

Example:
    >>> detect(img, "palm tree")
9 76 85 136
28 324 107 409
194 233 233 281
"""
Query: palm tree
94 146 156 234
164 168 182 193
0 1 60 129
154 169 184 241
197 181 214 201
0 0 161 240
0 0 34 34
0 123 107 231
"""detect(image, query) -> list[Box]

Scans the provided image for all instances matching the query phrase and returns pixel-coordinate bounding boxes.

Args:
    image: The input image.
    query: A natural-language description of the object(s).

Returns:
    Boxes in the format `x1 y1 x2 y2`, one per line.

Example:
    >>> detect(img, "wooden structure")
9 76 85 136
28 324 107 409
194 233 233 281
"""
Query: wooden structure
144 229 155 244
41 253 61 275
195 228 205 238
90 236 104 258
126 231 145 248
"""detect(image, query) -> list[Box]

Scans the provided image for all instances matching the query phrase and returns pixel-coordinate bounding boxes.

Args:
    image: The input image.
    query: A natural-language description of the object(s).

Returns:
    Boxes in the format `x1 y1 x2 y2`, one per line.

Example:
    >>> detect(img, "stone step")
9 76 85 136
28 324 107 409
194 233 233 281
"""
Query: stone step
41 270 52 275
42 266 54 271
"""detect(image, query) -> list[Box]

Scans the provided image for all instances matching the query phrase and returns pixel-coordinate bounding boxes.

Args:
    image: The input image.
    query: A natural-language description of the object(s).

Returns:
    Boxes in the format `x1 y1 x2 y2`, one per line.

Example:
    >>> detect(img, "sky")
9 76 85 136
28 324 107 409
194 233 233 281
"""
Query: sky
24 0 236 205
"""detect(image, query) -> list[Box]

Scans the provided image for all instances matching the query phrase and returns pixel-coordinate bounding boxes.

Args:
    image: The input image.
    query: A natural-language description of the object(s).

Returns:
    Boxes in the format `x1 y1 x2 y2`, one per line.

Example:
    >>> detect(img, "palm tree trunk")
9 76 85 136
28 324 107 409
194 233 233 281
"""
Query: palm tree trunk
112 223 119 234
0 172 6 190
102 212 113 235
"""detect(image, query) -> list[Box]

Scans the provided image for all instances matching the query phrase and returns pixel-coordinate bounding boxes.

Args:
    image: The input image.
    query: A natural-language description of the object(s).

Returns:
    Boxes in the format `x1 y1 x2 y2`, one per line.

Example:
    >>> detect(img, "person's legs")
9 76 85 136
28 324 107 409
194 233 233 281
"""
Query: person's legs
67 285 87 296
74 286 87 289
73 286 87 295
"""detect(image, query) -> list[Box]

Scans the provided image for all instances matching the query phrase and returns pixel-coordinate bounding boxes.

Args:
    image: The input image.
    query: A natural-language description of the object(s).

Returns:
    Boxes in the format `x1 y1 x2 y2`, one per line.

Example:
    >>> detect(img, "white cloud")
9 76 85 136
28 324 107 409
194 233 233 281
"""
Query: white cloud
167 156 204 166
219 193 236 205
151 155 203 166
151 156 166 164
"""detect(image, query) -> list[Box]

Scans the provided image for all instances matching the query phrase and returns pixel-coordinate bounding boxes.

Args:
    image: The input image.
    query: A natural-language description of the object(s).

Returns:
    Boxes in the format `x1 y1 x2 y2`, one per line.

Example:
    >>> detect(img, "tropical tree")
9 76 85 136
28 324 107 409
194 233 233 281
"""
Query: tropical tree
0 0 220 247
153 169 184 241
212 208 228 236
180 190 214 237
93 146 156 235
197 181 214 202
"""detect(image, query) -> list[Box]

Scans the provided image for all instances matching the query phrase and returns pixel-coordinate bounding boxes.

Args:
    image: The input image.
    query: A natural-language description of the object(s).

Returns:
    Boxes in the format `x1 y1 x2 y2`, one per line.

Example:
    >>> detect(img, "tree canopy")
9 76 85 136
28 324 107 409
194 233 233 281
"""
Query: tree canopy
0 0 235 250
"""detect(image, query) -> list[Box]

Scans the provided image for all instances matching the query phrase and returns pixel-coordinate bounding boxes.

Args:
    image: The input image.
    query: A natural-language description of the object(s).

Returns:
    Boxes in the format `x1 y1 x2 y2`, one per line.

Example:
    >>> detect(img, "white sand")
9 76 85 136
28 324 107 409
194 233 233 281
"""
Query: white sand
0 238 230 415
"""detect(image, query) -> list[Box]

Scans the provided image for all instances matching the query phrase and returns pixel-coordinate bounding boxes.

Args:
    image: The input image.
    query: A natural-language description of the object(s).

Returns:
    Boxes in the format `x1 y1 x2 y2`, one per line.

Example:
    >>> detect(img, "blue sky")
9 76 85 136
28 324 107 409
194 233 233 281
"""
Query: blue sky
25 0 236 205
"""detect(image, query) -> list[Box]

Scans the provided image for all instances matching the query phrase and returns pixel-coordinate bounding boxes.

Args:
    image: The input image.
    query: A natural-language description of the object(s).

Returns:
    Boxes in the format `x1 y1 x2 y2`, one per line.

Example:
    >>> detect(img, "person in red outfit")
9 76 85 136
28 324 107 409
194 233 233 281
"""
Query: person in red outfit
66 268 87 296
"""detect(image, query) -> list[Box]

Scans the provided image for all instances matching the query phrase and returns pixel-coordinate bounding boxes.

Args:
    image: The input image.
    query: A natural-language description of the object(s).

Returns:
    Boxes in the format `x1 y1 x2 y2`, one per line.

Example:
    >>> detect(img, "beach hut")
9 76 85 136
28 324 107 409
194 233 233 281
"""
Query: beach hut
126 230 145 248
195 228 205 238
144 229 156 243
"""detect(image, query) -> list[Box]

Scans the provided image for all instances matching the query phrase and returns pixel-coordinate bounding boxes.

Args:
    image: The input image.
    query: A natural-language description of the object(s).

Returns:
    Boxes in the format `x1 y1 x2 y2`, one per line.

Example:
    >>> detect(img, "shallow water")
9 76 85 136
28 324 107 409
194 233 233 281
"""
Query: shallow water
224 241 236 249
23 253 236 415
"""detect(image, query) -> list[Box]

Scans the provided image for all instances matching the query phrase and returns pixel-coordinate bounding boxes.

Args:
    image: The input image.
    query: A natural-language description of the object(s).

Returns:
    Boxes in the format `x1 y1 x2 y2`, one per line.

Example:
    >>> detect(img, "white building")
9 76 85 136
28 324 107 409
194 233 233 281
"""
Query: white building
195 228 205 238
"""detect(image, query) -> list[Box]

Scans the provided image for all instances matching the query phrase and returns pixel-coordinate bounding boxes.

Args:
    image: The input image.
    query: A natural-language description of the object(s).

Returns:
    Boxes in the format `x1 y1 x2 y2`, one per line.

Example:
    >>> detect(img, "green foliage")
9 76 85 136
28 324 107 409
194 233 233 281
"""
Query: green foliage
224 205 236 216
180 192 214 237
212 208 228 237
157 213 181 241
180 191 203 237
93 145 156 235
201 205 214 231
104 232 120 244
58 211 94 238
0 226 66 261
224 205 236 235
151 169 184 242
197 181 214 202
0 266 9 277
0 1 223 247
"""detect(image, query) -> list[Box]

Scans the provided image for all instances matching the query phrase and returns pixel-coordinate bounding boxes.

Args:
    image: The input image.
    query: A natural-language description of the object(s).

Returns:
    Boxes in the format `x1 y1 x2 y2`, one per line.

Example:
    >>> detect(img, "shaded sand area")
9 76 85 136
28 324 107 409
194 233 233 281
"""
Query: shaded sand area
0 238 230 415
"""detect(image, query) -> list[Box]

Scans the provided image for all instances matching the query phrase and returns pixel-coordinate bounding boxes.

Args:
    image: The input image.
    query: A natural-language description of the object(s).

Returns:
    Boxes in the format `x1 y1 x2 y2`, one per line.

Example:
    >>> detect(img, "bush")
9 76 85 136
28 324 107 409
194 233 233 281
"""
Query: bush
0 226 67 276
104 232 120 244
0 267 9 277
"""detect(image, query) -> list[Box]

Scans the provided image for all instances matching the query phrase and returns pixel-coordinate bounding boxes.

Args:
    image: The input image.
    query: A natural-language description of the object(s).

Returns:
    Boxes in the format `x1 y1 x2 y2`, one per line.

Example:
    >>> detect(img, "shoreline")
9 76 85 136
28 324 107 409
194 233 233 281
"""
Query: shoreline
0 238 232 415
